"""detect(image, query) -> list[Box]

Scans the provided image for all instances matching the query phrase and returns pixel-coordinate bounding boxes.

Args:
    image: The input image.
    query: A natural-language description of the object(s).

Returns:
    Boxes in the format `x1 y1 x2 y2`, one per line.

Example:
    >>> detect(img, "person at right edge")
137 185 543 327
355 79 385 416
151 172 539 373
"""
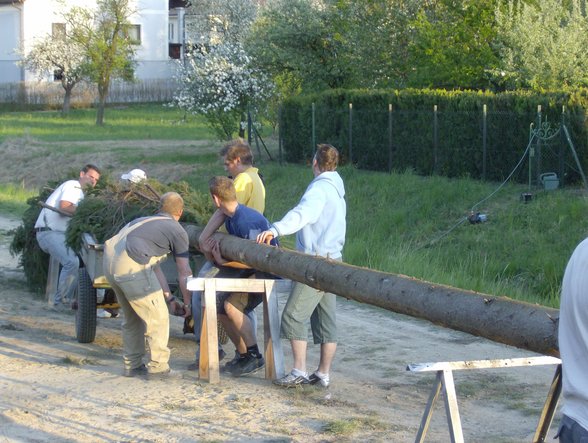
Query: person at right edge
556 237 588 442
257 144 346 388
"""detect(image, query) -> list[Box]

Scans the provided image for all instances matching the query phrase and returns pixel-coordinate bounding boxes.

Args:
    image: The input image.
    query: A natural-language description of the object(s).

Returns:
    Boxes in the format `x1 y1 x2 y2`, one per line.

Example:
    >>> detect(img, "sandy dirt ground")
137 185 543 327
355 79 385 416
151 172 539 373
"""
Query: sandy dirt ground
0 212 562 443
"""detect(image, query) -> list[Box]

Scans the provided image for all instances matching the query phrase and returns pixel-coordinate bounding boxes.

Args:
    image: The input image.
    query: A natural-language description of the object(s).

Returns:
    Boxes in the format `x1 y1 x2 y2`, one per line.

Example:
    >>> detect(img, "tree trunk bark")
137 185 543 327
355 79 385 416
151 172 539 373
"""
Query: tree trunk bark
96 97 105 126
184 225 559 357
62 85 72 115
96 82 108 126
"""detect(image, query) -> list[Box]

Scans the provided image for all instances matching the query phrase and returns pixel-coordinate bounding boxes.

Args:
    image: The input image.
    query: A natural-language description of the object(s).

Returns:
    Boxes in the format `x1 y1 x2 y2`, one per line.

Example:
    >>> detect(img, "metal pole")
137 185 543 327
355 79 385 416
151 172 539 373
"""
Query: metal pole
433 105 438 174
482 104 487 181
278 104 283 166
562 124 588 191
388 103 393 173
348 102 353 164
559 106 566 186
312 102 316 158
536 105 542 185
247 106 252 147
529 123 534 192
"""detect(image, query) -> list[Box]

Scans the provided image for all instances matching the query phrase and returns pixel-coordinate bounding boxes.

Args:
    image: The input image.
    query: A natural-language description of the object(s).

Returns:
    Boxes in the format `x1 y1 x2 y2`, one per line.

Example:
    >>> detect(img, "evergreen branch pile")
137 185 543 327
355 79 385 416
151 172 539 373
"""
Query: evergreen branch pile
9 183 60 294
10 174 212 294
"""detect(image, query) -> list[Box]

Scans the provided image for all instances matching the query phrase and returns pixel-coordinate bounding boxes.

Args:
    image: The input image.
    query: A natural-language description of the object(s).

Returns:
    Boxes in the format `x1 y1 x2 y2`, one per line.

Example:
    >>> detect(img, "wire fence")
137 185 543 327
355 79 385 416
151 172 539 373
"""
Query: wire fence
279 103 588 188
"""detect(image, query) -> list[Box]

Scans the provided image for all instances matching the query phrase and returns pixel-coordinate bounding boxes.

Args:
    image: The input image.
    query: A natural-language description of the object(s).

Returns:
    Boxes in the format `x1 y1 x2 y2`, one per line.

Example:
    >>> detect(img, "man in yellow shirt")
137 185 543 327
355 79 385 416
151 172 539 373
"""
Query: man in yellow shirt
188 139 266 371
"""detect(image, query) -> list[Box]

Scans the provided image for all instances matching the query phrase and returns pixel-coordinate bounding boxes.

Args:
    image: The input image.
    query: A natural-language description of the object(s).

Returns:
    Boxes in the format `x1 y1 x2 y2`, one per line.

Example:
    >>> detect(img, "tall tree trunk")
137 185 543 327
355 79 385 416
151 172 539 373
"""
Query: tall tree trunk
96 82 109 126
184 225 559 356
62 84 73 115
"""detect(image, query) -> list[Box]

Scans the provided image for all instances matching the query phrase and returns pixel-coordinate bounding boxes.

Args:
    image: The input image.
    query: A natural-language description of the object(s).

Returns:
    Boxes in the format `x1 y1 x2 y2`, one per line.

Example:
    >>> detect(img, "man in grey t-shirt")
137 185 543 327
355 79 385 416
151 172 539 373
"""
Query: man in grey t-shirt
103 192 192 379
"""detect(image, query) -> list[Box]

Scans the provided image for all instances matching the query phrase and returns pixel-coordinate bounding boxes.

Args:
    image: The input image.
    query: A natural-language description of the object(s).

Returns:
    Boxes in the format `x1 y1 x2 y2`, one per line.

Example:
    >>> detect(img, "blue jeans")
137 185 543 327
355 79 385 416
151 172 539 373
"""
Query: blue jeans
36 230 79 304
191 261 258 358
558 415 588 443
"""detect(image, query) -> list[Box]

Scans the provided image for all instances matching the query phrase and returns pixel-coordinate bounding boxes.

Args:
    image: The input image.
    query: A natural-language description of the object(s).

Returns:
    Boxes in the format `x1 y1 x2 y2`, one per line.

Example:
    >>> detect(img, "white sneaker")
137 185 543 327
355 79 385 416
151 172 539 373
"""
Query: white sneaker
97 309 112 318
308 371 330 388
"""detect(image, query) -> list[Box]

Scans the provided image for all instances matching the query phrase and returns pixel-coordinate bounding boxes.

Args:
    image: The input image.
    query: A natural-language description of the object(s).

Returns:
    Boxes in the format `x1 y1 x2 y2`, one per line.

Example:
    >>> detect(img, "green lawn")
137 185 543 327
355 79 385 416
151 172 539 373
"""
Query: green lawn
0 103 214 142
0 184 37 217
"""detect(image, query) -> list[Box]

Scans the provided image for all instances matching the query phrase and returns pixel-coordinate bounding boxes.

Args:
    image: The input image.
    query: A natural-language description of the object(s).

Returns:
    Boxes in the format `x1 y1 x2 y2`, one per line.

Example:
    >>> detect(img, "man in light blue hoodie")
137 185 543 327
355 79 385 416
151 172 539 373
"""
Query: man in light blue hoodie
257 144 346 388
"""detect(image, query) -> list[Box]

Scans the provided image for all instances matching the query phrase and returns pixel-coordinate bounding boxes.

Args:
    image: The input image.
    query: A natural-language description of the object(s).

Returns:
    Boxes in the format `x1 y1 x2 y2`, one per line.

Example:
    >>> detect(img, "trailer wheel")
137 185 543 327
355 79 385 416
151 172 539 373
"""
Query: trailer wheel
76 268 97 343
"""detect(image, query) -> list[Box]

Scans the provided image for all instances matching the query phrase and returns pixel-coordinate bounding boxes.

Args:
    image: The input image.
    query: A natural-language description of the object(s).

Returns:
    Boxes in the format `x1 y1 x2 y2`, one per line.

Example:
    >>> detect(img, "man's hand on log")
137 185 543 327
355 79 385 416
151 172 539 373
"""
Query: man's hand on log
208 238 227 266
256 230 274 245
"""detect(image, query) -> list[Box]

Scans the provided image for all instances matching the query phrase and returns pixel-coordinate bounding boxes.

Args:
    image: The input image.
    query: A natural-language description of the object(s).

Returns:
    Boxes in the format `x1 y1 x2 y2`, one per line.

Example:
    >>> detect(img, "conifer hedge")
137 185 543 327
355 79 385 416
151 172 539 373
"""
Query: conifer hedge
280 89 588 184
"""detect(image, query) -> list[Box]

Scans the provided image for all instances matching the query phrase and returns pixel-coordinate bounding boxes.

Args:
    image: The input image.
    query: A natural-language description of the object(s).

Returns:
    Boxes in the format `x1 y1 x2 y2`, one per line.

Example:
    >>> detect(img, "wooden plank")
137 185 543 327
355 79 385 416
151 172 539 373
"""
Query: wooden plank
187 277 291 293
415 372 444 443
263 280 285 379
533 364 562 443
199 279 220 383
441 370 464 443
407 356 561 373
193 277 287 383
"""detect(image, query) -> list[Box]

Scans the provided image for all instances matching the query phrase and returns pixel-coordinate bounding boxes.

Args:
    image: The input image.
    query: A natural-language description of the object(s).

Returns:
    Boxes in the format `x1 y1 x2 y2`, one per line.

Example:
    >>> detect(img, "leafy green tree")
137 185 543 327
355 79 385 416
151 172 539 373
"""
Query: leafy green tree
328 0 420 89
494 0 588 90
407 0 500 89
19 36 86 114
247 0 353 93
63 0 136 125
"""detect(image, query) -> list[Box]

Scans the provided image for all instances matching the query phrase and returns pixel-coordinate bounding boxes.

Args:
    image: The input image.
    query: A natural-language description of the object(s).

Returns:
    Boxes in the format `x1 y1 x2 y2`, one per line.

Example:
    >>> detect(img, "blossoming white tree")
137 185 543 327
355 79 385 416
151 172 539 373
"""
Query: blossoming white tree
172 0 272 140
172 41 273 140
20 37 87 114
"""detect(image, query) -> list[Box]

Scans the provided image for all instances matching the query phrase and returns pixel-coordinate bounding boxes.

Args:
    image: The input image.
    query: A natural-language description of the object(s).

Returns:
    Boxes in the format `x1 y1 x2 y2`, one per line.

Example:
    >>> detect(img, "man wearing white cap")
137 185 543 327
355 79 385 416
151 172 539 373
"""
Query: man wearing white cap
121 169 147 183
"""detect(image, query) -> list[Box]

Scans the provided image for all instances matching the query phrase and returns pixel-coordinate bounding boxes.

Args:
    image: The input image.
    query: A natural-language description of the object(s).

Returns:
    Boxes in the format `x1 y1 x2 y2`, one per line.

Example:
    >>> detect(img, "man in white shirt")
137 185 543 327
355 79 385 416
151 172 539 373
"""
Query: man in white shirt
34 164 101 307
557 237 588 442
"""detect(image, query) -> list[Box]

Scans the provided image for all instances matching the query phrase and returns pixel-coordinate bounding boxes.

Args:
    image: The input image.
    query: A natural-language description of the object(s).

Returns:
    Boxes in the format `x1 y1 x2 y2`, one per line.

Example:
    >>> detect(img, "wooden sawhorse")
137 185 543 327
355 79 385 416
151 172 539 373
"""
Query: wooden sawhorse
407 356 562 443
186 277 290 384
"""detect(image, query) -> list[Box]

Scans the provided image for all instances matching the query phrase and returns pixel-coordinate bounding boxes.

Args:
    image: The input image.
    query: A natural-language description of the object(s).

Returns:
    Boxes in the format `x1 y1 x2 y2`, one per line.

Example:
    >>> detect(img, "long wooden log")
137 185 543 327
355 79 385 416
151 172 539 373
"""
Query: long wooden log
184 225 559 356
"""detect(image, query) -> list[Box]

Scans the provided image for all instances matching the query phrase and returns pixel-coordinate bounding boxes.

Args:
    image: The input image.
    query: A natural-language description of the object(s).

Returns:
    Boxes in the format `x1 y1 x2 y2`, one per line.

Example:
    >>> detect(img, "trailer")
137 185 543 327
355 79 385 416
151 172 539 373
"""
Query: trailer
76 233 179 343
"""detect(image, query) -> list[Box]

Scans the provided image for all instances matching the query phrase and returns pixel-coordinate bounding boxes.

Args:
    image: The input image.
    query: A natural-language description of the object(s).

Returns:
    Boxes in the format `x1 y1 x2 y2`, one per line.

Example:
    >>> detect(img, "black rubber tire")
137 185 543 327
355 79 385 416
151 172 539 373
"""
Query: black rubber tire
76 268 97 343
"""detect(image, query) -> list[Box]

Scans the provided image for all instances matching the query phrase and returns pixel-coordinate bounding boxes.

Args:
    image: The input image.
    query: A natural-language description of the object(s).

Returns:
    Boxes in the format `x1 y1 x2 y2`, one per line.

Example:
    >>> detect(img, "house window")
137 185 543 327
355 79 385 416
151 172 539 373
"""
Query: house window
169 22 176 42
52 23 66 41
126 24 141 45
53 69 63 82
169 43 181 59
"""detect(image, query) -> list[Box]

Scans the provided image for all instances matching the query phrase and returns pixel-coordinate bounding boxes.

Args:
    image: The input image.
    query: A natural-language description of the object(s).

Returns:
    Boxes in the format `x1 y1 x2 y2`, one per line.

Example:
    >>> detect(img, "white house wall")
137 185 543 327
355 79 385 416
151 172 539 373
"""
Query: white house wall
0 0 176 85
132 0 173 80
0 4 24 82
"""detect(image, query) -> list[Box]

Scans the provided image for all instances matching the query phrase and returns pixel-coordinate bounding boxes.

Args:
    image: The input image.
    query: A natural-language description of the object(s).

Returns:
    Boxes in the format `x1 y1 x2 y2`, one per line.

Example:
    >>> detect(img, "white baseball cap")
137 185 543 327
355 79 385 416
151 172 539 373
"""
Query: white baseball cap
121 168 147 183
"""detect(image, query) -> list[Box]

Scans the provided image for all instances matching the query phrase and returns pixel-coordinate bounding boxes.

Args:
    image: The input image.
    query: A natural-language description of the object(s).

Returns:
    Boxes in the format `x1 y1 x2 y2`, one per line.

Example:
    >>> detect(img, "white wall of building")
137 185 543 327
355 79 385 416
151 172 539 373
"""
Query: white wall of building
0 4 24 82
132 0 174 80
0 0 176 85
